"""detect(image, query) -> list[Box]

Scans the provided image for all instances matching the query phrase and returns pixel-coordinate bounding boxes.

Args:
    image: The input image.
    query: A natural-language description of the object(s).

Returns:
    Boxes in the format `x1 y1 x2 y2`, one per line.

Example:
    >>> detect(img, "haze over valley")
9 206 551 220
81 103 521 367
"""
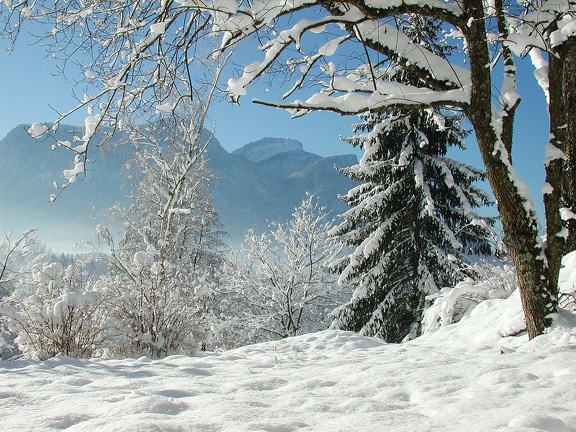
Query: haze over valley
0 125 357 251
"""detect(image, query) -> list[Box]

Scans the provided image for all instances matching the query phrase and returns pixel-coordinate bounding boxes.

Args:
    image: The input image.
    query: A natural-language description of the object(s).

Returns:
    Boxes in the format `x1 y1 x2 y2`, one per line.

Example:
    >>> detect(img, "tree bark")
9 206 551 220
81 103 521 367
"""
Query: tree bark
464 0 553 339
545 52 566 308
561 37 576 252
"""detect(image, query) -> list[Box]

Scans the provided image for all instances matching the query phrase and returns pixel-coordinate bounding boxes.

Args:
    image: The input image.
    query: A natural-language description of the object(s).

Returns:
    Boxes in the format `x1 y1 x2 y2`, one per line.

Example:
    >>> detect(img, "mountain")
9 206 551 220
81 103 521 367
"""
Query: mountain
0 125 357 251
231 137 305 163
210 137 357 240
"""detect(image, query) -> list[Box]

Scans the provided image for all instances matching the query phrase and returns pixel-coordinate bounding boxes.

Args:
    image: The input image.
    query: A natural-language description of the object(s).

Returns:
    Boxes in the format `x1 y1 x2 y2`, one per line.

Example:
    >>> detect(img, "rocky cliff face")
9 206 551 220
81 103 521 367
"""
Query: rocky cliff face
0 125 358 250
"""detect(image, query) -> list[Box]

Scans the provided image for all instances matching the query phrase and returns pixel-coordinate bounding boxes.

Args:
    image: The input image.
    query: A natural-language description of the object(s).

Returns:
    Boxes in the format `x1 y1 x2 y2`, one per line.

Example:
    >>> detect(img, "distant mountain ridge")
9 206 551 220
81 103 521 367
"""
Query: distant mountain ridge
232 137 304 163
0 125 357 251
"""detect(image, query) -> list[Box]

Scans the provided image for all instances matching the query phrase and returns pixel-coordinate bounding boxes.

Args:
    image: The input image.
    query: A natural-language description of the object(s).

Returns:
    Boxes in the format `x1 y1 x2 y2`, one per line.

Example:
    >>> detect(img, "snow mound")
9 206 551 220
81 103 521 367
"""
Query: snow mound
233 137 304 162
422 261 518 336
507 413 572 432
559 251 576 311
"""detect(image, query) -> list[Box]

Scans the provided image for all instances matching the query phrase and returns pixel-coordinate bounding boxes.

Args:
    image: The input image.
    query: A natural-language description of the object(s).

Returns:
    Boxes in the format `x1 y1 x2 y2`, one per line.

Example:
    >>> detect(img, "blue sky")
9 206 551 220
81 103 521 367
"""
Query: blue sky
0 35 357 158
0 32 549 223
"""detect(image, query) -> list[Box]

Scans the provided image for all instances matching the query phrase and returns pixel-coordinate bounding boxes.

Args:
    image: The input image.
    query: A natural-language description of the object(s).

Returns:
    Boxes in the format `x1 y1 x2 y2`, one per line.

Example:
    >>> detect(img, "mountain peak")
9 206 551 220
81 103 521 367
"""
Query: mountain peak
232 137 304 163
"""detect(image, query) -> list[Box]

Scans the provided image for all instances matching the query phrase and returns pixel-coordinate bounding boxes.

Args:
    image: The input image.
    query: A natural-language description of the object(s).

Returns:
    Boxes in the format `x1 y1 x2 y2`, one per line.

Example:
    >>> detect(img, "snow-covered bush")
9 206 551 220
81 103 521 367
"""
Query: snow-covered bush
0 320 19 360
1 229 38 296
223 194 343 345
1 257 108 360
421 259 518 334
93 116 227 357
96 246 216 357
1 229 40 359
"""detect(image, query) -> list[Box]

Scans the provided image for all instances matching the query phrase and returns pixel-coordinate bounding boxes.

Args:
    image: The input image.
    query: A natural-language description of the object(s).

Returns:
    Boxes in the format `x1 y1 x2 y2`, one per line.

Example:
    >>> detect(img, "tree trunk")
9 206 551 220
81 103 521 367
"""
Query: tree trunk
465 0 553 339
543 36 576 309
544 52 566 307
561 37 576 252
410 184 422 334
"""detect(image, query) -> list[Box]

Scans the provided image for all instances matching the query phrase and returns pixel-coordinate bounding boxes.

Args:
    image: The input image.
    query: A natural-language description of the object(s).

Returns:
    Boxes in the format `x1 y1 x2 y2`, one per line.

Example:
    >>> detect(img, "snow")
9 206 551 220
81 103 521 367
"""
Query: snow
559 251 576 299
223 2 474 110
560 207 576 221
268 84 470 116
27 123 48 138
155 103 176 114
2 284 576 431
362 0 463 17
543 182 554 195
62 162 85 183
133 251 152 269
545 143 568 167
355 20 470 88
82 114 101 142
550 14 576 48
528 49 550 103
149 22 166 35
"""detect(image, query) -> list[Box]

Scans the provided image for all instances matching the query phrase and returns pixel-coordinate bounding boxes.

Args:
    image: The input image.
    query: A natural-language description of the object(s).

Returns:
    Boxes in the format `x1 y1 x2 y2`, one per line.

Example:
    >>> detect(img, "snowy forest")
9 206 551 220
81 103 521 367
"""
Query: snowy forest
1 0 574 359
1 0 576 358
1 0 576 430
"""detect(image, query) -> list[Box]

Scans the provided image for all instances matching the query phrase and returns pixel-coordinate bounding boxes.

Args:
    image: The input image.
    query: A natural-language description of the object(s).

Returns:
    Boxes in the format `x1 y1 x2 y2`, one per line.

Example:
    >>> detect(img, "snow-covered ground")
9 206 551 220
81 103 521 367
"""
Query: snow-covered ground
1 288 576 432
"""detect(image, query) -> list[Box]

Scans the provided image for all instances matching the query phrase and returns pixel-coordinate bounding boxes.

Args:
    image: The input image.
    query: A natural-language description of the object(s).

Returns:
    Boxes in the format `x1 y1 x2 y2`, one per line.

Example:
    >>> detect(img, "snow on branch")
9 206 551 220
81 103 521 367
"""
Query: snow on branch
253 85 469 117
204 1 475 117
353 20 470 89
207 0 320 47
3 0 225 199
352 0 465 20
224 9 368 101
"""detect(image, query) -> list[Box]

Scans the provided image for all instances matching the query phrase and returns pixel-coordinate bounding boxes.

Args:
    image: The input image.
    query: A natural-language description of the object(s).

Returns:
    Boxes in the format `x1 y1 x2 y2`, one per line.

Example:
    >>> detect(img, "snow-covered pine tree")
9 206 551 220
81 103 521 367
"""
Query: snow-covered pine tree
330 17 495 343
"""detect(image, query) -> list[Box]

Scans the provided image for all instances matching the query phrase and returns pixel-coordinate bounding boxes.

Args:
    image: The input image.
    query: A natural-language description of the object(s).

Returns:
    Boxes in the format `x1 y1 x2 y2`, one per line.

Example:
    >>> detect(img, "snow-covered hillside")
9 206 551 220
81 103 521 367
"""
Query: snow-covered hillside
1 286 575 431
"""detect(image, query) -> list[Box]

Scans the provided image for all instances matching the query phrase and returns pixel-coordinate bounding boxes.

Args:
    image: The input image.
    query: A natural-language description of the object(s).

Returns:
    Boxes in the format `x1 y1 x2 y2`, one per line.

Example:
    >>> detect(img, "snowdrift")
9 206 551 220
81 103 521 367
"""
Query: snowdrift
2 253 576 431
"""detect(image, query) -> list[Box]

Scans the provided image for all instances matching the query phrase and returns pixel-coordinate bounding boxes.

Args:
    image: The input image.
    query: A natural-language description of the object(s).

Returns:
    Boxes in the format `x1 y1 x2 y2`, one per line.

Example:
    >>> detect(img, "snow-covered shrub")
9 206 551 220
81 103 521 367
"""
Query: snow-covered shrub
1 229 41 359
421 259 518 334
96 251 215 357
223 194 343 346
1 257 108 360
0 320 19 360
206 261 262 351
1 229 38 296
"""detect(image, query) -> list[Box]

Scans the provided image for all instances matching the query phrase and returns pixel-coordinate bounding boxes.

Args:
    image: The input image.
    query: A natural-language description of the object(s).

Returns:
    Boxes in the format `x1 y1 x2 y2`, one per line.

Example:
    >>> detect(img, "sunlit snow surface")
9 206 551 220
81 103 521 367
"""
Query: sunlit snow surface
1 293 576 431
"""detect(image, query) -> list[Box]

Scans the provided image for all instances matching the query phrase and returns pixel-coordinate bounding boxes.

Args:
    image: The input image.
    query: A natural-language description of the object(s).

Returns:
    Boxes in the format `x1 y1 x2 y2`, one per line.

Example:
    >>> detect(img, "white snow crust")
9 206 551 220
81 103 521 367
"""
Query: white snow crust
2 281 576 431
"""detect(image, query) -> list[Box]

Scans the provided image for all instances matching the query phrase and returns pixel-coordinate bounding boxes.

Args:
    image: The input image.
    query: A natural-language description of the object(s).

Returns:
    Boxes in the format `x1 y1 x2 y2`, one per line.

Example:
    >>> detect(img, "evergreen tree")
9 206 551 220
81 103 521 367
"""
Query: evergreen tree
330 18 494 342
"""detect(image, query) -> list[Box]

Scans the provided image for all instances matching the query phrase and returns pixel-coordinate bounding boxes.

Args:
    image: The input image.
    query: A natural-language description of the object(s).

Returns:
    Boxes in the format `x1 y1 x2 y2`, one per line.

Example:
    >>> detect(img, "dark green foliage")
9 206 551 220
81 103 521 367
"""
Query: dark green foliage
331 18 494 341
